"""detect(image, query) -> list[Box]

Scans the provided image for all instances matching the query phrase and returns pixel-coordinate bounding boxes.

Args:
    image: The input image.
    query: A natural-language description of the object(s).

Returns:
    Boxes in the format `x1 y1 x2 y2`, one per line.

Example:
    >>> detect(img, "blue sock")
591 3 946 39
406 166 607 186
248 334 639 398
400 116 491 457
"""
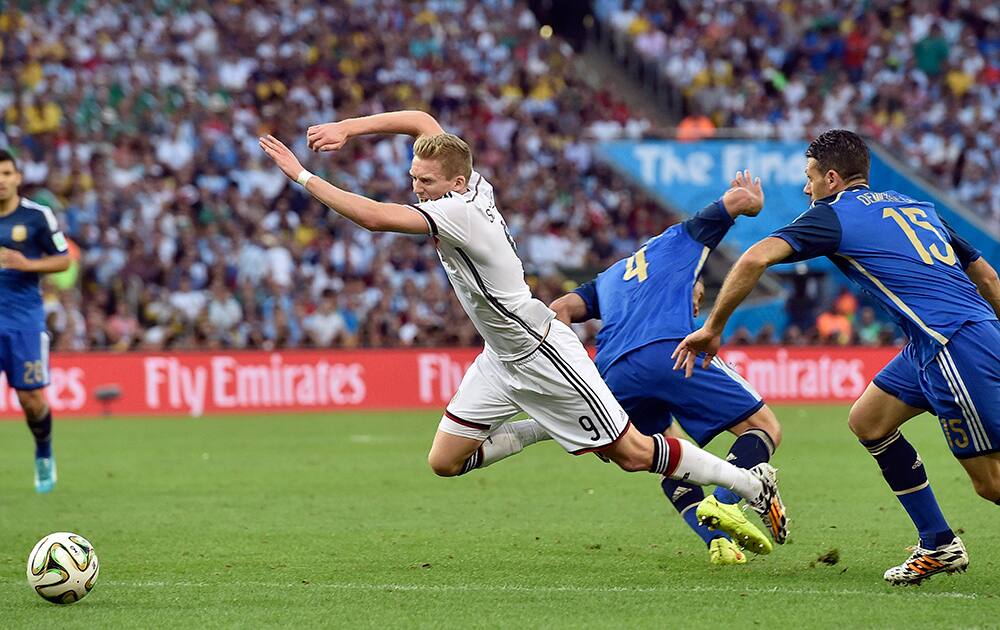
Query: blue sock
661 477 729 546
713 428 774 505
27 410 53 459
861 430 954 549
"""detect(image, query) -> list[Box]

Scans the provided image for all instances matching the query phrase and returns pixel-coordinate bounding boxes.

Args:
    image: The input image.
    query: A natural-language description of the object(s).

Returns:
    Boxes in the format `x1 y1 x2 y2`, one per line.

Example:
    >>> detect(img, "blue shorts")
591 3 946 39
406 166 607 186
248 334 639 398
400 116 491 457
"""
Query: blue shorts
602 340 764 447
0 329 51 390
873 320 1000 459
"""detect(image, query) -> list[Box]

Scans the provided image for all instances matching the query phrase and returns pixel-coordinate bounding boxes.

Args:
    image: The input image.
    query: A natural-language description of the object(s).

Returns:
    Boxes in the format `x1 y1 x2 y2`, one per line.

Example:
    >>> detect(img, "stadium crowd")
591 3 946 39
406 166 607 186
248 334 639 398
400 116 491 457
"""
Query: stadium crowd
1 0 673 352
598 0 1000 224
0 0 921 353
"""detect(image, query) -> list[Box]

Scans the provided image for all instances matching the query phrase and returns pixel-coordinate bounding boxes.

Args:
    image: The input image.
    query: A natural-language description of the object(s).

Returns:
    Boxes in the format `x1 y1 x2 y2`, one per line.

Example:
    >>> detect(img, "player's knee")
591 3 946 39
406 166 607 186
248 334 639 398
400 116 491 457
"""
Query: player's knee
427 452 463 477
971 479 1000 503
17 391 47 421
599 432 649 472
847 404 881 441
604 447 649 472
970 475 1000 503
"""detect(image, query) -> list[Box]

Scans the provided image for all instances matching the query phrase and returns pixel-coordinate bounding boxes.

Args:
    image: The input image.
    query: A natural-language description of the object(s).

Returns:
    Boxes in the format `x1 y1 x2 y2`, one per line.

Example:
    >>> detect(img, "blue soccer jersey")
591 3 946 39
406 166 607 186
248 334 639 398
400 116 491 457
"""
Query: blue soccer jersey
0 198 69 332
575 199 734 375
770 186 995 366
573 200 763 445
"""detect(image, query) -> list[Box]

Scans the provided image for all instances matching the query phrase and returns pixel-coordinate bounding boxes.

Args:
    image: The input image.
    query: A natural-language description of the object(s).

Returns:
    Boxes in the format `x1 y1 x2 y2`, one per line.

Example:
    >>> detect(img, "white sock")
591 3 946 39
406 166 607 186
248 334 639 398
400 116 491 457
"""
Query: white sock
480 419 551 467
670 439 763 501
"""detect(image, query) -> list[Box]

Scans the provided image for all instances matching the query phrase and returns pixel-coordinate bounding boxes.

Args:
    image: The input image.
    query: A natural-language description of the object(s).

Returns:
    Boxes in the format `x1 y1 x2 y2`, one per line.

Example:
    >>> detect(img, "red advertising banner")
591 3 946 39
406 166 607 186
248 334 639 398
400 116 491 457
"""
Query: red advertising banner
0 346 899 418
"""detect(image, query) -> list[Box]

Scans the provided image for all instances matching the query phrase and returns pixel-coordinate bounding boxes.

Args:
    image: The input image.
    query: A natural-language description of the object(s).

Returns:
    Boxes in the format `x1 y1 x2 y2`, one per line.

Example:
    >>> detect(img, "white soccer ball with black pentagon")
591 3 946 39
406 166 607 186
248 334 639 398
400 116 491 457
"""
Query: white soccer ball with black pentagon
26 532 99 604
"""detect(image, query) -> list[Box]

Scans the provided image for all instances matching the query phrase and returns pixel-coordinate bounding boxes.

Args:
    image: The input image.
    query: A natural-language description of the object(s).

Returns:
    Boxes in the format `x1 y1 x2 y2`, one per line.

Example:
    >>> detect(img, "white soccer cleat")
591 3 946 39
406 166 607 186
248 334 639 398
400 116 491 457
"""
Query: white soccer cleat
745 463 788 544
883 537 969 585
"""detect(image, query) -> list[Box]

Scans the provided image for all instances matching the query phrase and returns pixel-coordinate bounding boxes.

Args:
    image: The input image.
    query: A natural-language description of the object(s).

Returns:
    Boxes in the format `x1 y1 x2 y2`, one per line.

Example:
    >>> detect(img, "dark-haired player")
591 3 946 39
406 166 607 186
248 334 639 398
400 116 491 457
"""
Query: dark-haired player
550 171 786 564
0 149 70 493
674 130 1000 584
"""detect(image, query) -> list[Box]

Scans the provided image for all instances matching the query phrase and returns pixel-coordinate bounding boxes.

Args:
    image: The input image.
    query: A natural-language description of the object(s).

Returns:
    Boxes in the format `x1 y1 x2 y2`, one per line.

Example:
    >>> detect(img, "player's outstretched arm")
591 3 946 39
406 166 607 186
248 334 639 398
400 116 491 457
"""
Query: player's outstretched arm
966 257 1000 316
549 293 591 326
671 237 792 377
259 135 428 234
0 248 69 273
307 111 445 152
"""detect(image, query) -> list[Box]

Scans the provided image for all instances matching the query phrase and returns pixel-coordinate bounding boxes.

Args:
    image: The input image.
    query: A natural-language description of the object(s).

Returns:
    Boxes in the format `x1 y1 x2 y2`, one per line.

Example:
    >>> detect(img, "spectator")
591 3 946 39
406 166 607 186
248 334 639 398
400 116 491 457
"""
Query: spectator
676 103 716 141
304 292 347 347
206 282 243 344
170 277 207 324
857 307 882 346
105 302 140 351
816 308 853 345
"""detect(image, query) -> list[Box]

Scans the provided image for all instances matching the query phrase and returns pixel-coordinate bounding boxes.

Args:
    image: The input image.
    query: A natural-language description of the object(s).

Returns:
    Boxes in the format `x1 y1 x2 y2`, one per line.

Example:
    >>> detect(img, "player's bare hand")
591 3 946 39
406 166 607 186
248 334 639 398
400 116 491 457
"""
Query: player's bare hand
722 169 764 217
0 247 30 271
670 326 722 378
258 135 305 181
306 122 351 152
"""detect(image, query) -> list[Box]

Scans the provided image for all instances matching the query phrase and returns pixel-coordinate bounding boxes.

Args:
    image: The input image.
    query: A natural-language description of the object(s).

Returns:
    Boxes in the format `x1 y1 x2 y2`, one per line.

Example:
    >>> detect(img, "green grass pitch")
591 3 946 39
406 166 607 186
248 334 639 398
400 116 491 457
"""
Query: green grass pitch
1 406 997 628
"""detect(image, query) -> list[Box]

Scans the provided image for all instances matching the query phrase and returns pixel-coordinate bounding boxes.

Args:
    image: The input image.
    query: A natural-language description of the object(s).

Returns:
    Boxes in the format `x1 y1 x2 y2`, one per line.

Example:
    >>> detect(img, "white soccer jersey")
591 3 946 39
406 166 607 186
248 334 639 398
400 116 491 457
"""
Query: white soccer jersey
410 171 554 361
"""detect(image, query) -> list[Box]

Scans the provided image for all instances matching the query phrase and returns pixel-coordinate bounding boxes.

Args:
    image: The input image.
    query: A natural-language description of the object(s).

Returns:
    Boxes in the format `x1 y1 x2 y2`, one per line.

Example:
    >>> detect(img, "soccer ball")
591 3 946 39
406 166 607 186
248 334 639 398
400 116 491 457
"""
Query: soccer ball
26 532 99 604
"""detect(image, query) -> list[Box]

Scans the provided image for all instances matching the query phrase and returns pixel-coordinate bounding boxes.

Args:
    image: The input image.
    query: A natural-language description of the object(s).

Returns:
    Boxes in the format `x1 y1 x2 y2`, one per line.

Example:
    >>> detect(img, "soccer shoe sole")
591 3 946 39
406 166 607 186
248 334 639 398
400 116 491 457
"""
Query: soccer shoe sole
697 496 772 555
885 563 968 586
884 557 970 586
709 537 747 565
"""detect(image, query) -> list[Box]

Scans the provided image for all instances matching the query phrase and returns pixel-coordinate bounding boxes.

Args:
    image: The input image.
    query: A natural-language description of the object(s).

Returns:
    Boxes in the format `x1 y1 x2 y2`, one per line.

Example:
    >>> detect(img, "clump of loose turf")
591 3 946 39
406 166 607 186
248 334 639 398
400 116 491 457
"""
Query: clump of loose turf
810 548 840 567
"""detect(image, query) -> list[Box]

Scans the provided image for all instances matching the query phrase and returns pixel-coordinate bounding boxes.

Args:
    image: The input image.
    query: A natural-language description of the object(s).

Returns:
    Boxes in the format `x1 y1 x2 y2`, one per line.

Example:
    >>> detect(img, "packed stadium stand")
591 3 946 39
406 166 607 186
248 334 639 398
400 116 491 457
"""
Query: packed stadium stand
1 0 674 351
595 0 1000 223
1 0 996 351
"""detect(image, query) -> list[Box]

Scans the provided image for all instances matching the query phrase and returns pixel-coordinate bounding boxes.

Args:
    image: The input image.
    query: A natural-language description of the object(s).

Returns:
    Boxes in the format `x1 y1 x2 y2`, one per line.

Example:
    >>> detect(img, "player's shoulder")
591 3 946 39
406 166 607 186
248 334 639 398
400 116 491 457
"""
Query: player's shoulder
19 198 59 230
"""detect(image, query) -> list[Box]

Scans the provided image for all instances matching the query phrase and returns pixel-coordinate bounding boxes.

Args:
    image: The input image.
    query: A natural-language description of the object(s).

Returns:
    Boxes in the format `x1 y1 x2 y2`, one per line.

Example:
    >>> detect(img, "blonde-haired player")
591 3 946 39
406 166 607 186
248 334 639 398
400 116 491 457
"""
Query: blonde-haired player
259 111 784 552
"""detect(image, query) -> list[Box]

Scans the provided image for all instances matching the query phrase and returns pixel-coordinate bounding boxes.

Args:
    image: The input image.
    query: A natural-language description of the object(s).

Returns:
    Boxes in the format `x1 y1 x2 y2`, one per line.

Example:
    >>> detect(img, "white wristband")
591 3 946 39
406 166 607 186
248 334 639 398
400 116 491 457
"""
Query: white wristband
296 169 314 187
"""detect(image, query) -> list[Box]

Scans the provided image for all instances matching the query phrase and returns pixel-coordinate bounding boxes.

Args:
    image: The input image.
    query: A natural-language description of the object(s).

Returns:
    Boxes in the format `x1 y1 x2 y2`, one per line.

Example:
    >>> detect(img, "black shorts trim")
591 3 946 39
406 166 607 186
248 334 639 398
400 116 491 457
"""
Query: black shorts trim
444 409 491 430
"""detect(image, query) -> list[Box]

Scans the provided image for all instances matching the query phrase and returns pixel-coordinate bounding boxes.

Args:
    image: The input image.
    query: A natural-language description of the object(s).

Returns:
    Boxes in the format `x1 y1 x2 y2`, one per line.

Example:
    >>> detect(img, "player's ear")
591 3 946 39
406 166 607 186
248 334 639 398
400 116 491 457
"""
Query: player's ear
453 174 467 192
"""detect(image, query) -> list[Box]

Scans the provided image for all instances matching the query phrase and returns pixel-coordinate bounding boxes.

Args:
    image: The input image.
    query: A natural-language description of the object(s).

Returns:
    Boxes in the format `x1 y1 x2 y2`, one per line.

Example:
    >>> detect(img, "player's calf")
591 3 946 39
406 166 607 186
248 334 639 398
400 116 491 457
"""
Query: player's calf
860 429 956 550
604 426 775 505
18 391 56 493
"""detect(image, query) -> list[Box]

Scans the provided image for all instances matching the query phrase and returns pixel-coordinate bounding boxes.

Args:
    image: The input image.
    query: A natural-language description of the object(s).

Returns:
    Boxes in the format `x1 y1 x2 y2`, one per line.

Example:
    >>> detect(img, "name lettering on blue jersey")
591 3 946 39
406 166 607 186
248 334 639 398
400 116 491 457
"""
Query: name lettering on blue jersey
857 191 910 206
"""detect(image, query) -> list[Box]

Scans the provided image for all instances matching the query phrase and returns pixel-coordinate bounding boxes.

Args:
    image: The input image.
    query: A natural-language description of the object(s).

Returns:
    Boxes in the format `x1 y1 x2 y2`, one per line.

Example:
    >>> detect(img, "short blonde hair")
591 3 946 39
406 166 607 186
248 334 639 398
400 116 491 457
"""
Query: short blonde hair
413 133 473 182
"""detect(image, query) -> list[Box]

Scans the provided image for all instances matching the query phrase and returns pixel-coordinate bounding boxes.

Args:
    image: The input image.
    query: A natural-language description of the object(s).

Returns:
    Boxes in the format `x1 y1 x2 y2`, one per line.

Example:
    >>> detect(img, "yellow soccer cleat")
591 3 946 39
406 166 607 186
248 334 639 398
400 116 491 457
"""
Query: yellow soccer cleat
709 537 747 565
697 495 773 555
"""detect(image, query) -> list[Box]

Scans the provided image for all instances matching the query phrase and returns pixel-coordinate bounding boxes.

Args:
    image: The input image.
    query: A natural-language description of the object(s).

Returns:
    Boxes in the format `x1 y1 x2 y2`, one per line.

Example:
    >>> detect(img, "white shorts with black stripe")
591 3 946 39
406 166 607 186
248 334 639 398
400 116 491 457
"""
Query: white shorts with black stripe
440 319 630 454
